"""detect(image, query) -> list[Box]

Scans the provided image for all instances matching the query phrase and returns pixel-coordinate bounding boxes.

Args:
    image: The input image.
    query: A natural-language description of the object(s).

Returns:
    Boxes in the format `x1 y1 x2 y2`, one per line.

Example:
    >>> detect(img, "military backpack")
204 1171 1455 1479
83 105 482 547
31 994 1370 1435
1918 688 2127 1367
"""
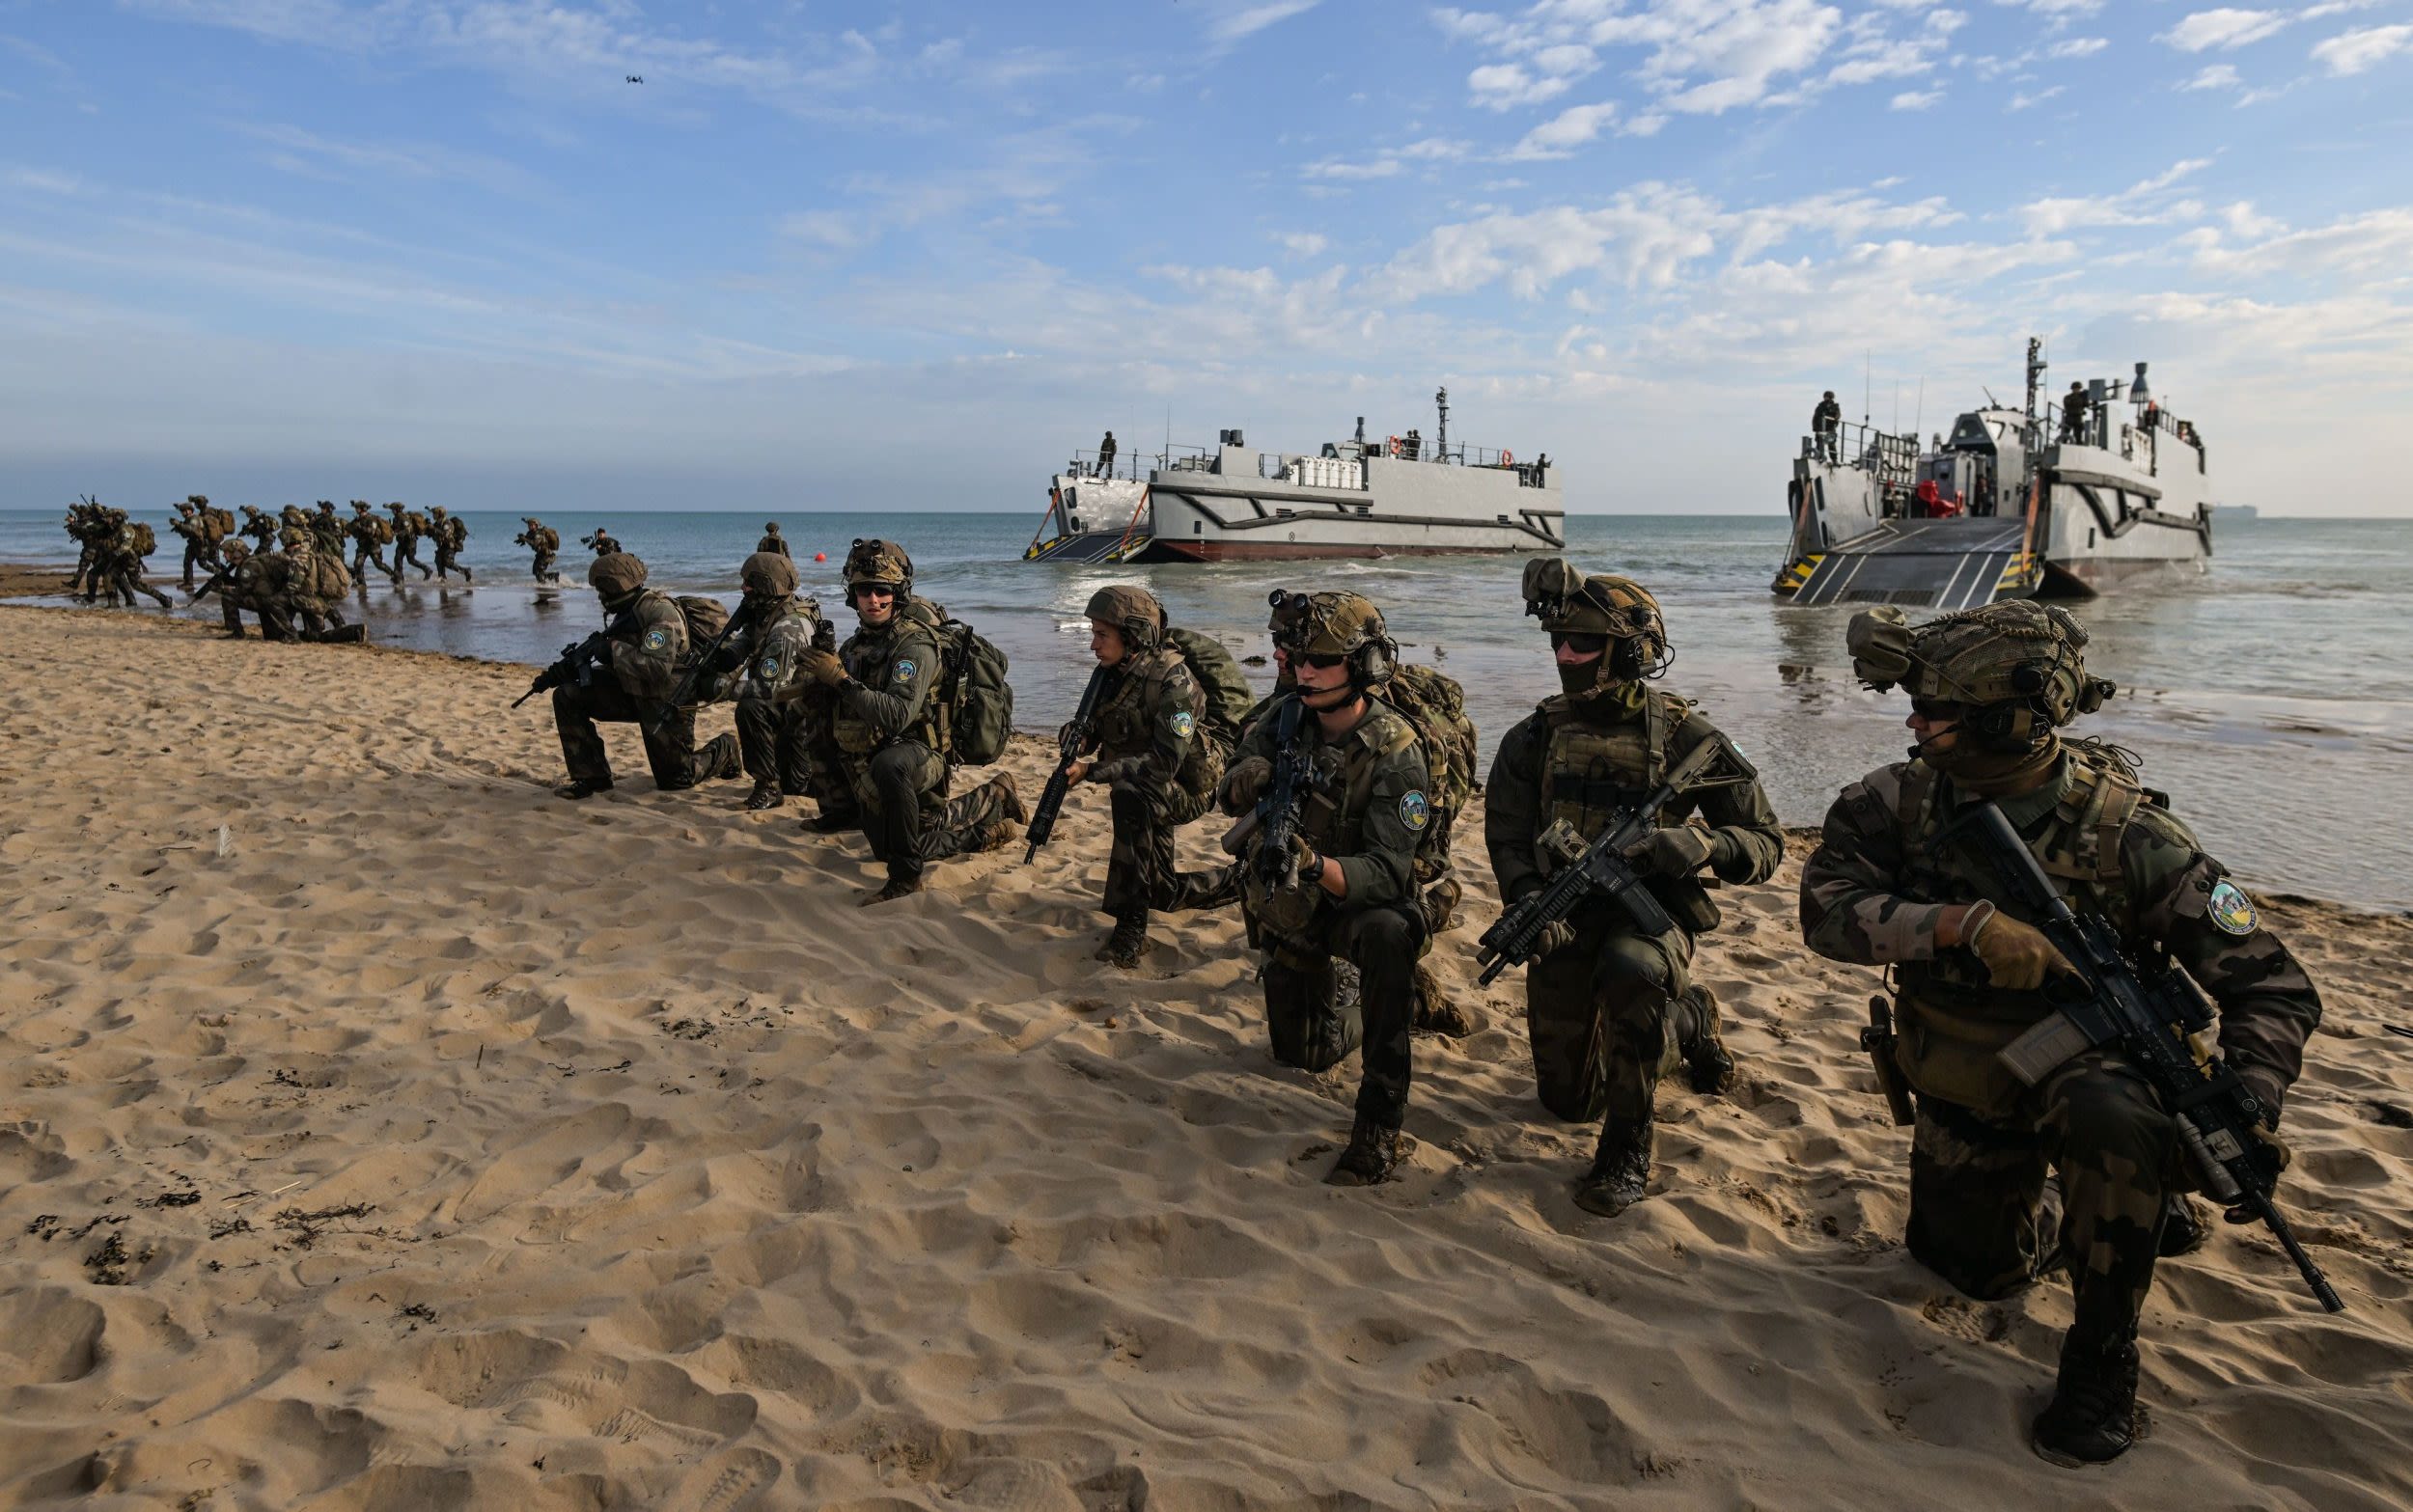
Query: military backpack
1163 627 1256 744
126 522 157 559
1382 663 1479 821
936 618 1014 766
673 595 731 647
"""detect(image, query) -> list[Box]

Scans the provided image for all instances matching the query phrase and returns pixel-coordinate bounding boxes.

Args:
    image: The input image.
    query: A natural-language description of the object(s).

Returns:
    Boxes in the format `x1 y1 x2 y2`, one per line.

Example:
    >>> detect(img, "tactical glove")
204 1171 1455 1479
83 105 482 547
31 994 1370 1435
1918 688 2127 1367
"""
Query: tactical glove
1967 909 2073 992
1528 920 1578 961
799 648 847 687
1220 756 1274 814
1625 825 1715 878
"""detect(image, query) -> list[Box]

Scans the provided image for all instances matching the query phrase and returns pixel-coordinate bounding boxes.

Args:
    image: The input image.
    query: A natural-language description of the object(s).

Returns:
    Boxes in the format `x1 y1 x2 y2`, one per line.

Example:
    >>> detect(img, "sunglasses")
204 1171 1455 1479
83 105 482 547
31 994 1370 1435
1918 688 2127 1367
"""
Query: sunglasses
1549 631 1609 654
1297 650 1348 670
1910 698 1964 721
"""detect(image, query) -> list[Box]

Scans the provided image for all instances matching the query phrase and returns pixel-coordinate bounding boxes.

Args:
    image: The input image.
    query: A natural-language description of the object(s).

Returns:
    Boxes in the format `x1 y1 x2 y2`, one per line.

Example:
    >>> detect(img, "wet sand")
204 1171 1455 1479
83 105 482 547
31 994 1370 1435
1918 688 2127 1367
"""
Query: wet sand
2 604 2409 1510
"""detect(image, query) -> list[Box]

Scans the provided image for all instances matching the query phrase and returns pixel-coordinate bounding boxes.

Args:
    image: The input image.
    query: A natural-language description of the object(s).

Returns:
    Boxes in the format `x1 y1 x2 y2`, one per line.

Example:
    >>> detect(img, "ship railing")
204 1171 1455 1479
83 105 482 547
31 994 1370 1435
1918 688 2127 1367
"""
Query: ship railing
1065 444 1212 481
1804 421 1918 492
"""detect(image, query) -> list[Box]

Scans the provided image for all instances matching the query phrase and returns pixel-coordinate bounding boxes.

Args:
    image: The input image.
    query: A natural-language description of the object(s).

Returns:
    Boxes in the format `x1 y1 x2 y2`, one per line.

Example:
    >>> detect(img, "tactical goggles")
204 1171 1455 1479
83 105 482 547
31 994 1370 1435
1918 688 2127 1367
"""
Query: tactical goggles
1296 650 1349 670
1549 631 1609 654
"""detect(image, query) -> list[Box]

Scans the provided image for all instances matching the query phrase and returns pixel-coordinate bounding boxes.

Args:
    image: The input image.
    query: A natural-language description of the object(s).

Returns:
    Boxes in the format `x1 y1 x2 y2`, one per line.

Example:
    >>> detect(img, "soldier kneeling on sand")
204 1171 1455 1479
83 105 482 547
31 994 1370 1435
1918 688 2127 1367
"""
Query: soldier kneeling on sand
1484 561 1781 1216
549 553 740 798
1800 599 2322 1466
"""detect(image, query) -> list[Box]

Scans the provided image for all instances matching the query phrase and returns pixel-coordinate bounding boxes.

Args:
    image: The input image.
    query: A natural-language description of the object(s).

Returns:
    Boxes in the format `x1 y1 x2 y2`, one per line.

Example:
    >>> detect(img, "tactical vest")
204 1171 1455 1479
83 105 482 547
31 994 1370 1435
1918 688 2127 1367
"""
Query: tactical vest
833 600 946 756
1092 646 1216 796
1534 689 1720 932
1297 705 1418 860
1889 744 2151 1113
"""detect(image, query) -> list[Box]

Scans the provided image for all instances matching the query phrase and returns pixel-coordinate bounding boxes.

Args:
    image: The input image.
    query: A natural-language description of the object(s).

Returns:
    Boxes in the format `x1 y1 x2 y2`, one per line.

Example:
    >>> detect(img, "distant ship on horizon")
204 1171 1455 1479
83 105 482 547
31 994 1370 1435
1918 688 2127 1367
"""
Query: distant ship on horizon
1022 388 1565 564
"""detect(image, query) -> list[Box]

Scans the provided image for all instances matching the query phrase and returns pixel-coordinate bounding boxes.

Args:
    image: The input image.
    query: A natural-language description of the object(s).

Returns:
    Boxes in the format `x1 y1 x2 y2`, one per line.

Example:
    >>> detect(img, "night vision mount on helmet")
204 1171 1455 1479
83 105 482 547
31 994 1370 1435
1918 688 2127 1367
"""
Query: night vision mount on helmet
1521 557 1671 683
1267 589 1396 689
1848 599 2116 752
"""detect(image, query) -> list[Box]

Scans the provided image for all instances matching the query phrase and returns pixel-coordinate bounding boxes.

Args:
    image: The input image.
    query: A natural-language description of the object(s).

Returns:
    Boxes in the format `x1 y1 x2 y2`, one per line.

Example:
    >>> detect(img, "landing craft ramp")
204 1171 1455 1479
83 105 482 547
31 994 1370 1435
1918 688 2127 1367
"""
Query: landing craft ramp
1783 518 2039 610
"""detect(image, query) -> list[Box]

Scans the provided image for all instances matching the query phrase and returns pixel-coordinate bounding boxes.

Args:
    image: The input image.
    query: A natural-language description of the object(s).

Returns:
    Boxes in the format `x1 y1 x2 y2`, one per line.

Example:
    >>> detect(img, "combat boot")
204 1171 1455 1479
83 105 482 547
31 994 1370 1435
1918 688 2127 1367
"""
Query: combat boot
1678 984 1736 1095
1410 962 1480 1038
860 872 924 906
1096 911 1151 969
553 778 614 800
804 807 860 834
2031 1331 2141 1467
2158 1195 2211 1258
744 780 785 811
1572 1113 1653 1217
1324 1117 1402 1187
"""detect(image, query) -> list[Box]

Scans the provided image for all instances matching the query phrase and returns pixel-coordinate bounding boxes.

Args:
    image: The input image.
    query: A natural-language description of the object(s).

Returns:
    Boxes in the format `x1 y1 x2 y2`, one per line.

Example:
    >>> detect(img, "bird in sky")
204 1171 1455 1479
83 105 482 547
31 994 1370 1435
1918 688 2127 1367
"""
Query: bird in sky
624 74 643 84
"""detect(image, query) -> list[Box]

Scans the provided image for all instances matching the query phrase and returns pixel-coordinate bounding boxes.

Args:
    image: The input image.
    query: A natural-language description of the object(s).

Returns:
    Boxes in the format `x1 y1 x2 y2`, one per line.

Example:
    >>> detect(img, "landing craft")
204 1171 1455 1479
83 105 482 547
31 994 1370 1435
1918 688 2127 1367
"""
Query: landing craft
1024 388 1566 564
1774 338 2213 610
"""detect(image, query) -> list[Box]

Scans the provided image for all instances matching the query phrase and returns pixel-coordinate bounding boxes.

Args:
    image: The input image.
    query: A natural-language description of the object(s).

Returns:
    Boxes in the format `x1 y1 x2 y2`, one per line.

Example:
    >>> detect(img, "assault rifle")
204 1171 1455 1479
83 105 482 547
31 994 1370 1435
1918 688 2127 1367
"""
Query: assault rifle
514 627 612 708
1024 664 1109 864
1475 734 1758 986
648 600 752 734
1962 802 2344 1314
1217 697 1326 884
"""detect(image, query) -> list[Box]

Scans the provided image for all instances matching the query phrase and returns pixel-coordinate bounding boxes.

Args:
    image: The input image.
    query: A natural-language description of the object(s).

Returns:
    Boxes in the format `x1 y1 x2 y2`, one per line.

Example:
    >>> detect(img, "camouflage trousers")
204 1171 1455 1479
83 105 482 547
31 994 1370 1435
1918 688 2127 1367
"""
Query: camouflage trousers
1262 901 1426 1130
390 538 431 581
1101 766 1217 920
841 740 1013 886
1906 1049 2177 1344
735 695 822 799
352 542 388 583
433 544 471 581
530 550 557 583
554 679 740 791
1523 906 1705 1124
105 566 173 610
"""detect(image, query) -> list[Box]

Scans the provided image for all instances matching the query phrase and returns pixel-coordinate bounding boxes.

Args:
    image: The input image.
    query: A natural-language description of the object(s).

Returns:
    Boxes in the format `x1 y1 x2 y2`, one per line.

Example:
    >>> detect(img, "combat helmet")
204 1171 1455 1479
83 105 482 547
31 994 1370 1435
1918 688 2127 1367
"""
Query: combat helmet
842 538 912 607
588 550 649 604
1847 599 2114 751
1521 557 1669 684
430 505 448 517
1084 585 1165 652
739 550 799 598
278 525 307 549
1268 589 1396 690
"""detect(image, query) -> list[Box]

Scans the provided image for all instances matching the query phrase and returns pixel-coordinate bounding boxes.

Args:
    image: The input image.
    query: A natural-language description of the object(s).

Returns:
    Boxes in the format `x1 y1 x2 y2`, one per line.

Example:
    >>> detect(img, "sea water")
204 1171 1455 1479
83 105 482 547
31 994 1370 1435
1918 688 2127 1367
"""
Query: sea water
7 509 2408 910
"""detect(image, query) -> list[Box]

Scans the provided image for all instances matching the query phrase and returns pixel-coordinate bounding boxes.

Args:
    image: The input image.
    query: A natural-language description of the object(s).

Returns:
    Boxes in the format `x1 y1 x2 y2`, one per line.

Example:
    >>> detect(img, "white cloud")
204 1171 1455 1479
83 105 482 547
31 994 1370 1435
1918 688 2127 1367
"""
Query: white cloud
2178 64 2243 91
1991 0 2101 18
1891 89 1943 109
1468 62 1573 110
2312 23 2413 74
2008 85 2066 110
1205 1 1322 45
2047 37 2108 59
1276 232 1329 258
4 166 88 194
2161 10 2287 53
2018 159 2211 235
1301 156 1404 180
2185 206 2413 277
1507 102 1623 159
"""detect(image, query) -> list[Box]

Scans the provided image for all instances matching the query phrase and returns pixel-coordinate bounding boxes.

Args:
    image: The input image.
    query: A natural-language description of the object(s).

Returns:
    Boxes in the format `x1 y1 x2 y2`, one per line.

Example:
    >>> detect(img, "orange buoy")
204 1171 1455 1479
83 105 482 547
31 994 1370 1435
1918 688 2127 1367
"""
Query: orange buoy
814 551 826 562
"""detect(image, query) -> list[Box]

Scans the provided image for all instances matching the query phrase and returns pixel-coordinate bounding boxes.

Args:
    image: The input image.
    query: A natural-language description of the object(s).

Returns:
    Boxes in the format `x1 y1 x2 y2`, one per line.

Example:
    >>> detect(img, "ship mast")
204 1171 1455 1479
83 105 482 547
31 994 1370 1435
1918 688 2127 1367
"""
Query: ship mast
1434 386 1449 464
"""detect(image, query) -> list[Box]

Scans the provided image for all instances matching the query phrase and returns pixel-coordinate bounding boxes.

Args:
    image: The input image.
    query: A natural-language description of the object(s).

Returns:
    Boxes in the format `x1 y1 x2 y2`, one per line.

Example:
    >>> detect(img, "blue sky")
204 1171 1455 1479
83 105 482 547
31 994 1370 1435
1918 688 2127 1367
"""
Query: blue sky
4 0 2410 515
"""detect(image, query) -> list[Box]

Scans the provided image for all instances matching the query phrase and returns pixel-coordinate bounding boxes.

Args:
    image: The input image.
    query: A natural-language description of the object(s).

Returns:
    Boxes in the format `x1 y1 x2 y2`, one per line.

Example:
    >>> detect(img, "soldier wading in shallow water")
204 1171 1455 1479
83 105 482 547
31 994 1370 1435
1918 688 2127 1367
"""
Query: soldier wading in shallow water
1800 598 2322 1467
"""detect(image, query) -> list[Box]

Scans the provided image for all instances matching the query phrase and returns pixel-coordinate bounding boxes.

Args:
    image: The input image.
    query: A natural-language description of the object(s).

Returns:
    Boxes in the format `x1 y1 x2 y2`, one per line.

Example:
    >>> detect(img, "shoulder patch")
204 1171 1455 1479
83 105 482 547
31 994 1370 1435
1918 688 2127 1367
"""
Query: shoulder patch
1170 710 1195 738
642 625 672 653
1400 790 1430 830
760 651 782 682
2207 879 2260 936
894 658 918 681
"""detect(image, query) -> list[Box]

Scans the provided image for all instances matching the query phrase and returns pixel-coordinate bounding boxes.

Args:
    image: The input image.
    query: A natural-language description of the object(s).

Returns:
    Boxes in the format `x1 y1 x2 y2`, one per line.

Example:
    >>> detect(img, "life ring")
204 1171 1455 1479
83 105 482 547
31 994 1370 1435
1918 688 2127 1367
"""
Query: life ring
1387 435 1401 457
1500 450 1514 467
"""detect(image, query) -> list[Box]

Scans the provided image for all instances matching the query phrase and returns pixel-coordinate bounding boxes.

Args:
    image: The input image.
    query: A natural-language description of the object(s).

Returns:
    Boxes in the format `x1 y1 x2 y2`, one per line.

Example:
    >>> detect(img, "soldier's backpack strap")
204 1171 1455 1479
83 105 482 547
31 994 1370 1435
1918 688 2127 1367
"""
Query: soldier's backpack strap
2043 750 2143 886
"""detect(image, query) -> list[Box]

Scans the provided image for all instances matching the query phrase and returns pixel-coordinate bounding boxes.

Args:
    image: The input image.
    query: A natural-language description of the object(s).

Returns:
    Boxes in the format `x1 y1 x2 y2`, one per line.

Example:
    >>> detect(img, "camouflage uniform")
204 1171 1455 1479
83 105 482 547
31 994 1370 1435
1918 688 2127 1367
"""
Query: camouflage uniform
756 522 791 557
169 501 217 589
551 553 740 795
107 519 175 609
310 502 347 564
722 552 835 811
387 504 433 581
1221 591 1431 1186
238 507 278 554
584 527 622 558
1800 598 2321 1465
1073 586 1222 966
1484 562 1781 1216
430 507 473 581
348 502 392 583
517 517 561 583
813 539 1020 901
277 528 358 638
192 541 293 640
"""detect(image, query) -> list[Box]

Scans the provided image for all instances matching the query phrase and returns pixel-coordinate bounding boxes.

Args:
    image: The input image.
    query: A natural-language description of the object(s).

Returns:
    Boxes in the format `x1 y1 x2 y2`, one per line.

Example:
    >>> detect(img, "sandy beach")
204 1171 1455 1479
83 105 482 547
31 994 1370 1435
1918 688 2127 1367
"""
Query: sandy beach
2 602 2408 1511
